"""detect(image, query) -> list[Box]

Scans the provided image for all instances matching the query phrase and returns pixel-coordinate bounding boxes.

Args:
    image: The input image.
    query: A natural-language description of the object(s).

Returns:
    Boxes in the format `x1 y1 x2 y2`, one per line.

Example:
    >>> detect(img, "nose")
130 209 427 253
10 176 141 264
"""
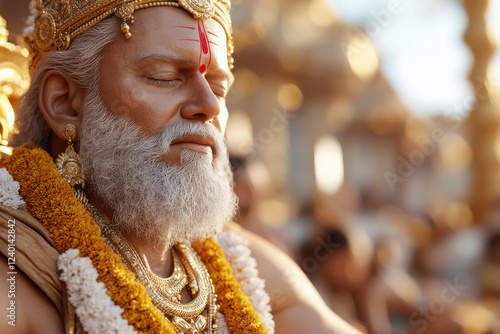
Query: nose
180 77 221 124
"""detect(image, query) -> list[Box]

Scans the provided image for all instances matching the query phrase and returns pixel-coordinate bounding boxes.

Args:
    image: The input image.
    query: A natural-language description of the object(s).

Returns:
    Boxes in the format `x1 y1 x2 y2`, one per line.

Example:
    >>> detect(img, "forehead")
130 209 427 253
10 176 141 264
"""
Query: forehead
104 6 229 70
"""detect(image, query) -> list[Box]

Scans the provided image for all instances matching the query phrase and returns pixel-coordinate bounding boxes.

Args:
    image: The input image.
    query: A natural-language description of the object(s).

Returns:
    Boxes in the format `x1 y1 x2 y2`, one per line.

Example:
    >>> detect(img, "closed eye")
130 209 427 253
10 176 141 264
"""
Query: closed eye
146 77 180 86
211 86 227 98
208 80 229 98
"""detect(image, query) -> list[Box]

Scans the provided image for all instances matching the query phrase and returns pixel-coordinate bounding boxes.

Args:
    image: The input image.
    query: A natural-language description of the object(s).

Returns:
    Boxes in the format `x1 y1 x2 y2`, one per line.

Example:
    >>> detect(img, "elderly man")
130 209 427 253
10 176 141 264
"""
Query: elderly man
0 1 358 333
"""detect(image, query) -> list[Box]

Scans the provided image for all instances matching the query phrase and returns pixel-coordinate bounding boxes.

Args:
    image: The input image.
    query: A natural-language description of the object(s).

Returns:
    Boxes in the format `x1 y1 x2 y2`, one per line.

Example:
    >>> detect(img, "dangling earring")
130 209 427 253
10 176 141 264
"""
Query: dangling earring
56 124 85 188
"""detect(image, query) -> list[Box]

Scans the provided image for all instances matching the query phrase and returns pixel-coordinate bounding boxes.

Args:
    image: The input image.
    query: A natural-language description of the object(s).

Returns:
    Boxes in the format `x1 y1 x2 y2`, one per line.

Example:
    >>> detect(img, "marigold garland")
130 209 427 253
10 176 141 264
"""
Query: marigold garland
6 143 267 334
193 238 268 333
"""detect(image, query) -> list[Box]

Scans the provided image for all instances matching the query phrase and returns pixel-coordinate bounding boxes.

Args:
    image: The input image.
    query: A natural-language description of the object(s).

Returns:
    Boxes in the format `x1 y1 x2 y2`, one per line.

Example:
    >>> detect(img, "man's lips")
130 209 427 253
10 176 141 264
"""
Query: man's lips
170 135 215 155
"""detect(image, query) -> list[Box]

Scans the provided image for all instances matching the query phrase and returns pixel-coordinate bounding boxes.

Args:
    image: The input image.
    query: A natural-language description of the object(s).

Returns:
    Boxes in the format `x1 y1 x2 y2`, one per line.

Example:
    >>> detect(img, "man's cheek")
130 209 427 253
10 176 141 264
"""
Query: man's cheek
103 86 148 119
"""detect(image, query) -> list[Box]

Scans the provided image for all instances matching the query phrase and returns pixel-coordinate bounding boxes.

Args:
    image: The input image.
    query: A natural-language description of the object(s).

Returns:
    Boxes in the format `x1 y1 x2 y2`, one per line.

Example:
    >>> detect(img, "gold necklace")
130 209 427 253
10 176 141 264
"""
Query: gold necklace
84 201 219 333
101 221 188 301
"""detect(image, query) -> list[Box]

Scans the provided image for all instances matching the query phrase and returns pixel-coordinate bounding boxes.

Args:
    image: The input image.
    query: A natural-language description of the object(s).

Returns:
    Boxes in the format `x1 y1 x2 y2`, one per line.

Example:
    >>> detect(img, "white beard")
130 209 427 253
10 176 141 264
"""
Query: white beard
79 93 237 246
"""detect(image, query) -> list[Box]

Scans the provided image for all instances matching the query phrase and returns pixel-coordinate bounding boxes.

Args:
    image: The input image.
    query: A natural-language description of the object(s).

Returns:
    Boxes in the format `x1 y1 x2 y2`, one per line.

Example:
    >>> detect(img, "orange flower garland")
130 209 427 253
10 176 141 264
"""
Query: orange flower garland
6 143 268 333
194 238 268 333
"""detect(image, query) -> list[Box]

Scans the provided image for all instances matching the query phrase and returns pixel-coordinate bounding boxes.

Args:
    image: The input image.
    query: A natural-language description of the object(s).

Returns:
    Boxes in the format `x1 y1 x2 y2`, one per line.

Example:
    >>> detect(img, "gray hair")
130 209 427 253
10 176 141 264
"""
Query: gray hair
11 16 121 150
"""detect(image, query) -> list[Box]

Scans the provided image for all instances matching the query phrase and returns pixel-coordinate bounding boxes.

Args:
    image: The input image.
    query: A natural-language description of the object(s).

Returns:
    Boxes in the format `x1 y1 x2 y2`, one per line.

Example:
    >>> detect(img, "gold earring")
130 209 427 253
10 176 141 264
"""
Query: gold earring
56 124 85 188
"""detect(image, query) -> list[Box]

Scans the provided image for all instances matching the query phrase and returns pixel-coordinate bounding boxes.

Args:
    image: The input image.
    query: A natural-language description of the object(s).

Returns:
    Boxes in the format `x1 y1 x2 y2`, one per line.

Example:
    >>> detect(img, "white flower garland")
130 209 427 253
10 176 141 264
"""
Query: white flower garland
216 232 275 334
216 312 230 334
57 249 137 334
0 168 25 210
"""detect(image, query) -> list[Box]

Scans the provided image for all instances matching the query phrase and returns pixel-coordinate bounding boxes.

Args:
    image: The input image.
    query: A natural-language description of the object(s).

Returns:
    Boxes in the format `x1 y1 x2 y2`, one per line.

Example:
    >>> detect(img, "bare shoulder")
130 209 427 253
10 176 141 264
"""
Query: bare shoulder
0 254 64 334
239 229 361 334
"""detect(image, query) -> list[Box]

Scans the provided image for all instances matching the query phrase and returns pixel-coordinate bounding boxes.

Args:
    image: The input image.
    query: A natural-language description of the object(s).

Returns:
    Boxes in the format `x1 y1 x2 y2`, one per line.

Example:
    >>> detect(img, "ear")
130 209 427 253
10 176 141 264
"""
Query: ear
38 70 86 141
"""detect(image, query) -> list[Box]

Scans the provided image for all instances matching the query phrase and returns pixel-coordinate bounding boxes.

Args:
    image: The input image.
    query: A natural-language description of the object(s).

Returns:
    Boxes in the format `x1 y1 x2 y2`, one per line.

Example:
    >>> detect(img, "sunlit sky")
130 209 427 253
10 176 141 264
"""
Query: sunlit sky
326 0 500 117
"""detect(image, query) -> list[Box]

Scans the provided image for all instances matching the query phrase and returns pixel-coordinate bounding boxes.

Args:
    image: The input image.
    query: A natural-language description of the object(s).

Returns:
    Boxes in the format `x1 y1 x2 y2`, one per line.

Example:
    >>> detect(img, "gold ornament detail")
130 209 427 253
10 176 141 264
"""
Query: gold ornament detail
179 0 215 19
34 11 57 52
116 3 135 19
56 124 85 187
55 32 71 51
116 3 135 39
60 0 78 19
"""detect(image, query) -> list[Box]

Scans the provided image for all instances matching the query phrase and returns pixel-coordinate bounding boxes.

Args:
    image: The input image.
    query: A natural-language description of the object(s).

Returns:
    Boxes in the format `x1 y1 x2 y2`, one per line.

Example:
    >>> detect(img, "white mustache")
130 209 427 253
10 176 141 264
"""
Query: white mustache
154 122 225 156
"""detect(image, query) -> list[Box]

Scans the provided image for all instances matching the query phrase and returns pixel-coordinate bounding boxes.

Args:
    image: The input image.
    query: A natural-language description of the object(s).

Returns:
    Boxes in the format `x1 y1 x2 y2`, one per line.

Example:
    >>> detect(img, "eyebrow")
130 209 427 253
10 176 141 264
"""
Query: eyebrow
133 53 194 66
209 69 235 89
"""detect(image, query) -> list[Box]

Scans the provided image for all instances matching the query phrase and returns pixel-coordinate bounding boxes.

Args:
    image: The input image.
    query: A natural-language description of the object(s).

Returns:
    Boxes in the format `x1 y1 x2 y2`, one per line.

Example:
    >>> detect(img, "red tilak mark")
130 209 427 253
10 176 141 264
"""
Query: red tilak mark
172 25 196 30
208 31 219 37
209 41 221 48
198 22 209 55
197 21 211 74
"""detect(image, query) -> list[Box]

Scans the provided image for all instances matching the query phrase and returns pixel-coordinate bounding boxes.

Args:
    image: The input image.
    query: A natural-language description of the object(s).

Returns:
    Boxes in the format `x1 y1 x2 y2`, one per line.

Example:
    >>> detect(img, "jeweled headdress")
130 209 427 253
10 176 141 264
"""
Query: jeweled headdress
25 0 233 73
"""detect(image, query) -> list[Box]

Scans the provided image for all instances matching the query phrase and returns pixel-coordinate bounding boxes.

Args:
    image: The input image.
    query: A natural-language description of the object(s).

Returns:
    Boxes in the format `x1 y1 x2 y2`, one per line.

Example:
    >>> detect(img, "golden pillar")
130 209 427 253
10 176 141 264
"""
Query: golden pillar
0 16 30 159
464 0 498 221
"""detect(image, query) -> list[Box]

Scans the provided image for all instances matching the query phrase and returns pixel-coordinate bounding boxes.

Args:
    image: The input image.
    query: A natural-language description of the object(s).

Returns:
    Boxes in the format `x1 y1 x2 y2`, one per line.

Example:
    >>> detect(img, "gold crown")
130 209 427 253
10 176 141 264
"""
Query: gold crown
26 0 233 73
